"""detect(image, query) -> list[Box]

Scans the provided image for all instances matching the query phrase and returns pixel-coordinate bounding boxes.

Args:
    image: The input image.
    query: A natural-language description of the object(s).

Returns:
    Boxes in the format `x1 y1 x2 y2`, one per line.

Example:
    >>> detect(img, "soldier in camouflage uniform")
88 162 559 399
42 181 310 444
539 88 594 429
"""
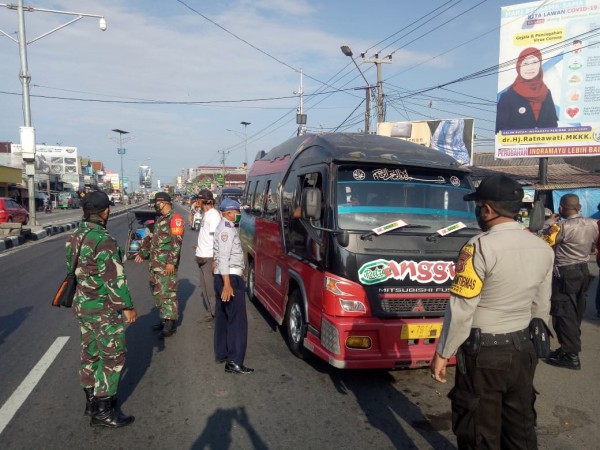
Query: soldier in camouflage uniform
135 192 184 338
67 191 137 428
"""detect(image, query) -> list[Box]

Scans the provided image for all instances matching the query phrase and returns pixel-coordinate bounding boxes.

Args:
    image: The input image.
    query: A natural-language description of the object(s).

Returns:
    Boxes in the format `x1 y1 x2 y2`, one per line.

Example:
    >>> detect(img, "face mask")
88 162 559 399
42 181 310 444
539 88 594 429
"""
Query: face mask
475 205 500 231
234 213 241 224
154 202 163 213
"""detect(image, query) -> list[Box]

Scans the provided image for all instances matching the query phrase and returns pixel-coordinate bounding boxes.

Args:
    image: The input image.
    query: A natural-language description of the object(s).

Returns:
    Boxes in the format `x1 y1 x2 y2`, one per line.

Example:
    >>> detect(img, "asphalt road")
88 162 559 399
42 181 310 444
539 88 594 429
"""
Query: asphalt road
0 203 599 449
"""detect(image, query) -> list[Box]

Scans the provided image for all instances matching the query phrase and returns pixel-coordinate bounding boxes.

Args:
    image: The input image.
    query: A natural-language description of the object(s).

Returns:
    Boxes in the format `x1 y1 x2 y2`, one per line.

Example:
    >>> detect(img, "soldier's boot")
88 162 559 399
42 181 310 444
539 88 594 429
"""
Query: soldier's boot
90 396 135 428
152 319 165 331
158 319 177 339
83 387 96 416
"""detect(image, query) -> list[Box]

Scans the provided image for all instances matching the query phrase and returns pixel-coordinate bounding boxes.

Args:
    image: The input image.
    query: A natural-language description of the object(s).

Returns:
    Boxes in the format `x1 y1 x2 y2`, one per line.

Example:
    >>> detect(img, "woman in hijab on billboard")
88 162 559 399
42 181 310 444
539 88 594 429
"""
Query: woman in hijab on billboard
496 47 558 133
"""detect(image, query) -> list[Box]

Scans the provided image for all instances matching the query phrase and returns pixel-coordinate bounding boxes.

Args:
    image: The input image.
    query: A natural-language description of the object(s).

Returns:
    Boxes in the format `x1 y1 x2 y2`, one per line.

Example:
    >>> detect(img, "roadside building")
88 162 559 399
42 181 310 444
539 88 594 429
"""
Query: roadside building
471 153 600 218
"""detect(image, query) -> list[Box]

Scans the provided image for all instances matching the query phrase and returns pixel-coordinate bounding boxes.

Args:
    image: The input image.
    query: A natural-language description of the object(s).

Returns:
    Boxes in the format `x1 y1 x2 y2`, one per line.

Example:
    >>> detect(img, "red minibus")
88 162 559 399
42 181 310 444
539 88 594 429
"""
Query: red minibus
240 133 478 369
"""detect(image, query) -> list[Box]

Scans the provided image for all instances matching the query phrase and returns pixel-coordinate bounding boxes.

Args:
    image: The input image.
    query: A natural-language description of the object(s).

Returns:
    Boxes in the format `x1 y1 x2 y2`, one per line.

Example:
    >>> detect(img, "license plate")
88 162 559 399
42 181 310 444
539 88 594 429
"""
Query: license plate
401 323 442 339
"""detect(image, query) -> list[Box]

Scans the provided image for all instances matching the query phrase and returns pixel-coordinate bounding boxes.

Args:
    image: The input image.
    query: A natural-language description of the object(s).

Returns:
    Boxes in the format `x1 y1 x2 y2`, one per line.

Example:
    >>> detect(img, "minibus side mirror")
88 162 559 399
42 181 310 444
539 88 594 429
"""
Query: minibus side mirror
301 187 322 221
336 231 349 247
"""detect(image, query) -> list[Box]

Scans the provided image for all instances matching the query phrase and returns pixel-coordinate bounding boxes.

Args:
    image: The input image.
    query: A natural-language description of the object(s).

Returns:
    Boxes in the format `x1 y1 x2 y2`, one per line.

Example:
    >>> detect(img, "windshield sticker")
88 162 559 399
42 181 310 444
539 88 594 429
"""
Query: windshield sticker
436 222 466 236
373 220 408 235
372 168 445 184
450 176 460 186
358 259 455 285
352 169 366 180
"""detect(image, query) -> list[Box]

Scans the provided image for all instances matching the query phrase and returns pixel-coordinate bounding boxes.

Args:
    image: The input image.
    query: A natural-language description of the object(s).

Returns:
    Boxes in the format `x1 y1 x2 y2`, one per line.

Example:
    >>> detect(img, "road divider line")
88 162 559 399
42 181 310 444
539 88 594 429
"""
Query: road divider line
0 336 69 436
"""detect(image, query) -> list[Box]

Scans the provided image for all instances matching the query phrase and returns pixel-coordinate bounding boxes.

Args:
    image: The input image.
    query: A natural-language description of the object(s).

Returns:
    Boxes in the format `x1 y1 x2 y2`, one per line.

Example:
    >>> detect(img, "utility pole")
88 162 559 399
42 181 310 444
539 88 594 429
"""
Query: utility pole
240 121 251 171
0 0 107 226
296 69 307 135
112 129 129 197
362 53 392 126
218 149 230 187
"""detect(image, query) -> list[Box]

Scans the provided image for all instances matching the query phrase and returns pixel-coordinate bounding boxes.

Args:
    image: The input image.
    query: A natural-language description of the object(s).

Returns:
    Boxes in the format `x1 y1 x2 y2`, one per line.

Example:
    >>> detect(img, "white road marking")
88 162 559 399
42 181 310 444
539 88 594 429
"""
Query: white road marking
0 336 69 435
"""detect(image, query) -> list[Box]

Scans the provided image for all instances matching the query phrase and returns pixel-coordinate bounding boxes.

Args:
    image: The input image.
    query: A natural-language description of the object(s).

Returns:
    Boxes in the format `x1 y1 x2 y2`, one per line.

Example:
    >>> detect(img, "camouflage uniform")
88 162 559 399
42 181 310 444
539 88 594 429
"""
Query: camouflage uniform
140 209 184 320
67 220 133 397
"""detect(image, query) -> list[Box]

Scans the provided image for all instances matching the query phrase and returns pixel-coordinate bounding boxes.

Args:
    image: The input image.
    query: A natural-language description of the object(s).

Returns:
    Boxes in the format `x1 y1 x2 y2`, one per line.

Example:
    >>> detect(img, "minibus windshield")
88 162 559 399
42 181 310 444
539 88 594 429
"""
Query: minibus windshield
335 165 478 231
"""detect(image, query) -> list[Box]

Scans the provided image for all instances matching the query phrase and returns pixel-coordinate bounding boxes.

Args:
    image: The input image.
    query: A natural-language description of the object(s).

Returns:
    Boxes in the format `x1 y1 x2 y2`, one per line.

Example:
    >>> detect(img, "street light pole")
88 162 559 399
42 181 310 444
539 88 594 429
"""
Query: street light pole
341 45 371 134
240 121 251 170
112 129 129 197
0 0 107 226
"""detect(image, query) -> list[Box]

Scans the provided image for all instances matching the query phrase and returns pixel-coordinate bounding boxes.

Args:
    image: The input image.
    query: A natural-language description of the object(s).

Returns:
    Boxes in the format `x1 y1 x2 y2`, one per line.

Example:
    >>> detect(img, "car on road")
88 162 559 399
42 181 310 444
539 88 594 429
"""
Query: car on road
216 187 244 205
0 197 29 224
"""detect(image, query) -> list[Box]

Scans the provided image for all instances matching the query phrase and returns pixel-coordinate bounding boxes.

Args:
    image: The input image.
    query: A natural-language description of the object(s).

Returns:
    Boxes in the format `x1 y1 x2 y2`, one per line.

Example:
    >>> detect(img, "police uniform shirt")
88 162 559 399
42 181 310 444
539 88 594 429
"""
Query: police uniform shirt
436 222 554 359
554 214 598 266
195 208 221 258
213 217 245 276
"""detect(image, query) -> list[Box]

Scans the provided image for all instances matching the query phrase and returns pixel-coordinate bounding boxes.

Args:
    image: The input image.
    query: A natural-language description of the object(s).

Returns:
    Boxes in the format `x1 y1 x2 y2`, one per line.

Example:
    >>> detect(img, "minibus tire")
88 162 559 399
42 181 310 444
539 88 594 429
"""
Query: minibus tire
246 261 257 302
285 289 308 359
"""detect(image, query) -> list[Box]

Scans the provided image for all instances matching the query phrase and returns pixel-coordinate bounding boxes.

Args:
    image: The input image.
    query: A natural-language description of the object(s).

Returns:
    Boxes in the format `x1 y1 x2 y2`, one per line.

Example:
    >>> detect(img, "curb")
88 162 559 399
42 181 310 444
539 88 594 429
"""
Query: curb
0 204 139 254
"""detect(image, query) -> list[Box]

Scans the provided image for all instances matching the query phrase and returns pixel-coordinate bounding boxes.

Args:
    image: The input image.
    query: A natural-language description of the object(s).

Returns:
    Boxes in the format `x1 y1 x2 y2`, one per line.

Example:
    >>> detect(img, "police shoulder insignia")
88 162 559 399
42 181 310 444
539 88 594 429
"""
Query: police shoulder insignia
170 214 184 236
450 244 483 299
540 223 560 247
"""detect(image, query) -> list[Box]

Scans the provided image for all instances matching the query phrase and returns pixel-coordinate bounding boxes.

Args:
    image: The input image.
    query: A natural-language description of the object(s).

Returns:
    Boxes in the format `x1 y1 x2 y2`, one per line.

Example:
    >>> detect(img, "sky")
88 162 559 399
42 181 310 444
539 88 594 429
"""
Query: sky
0 0 528 189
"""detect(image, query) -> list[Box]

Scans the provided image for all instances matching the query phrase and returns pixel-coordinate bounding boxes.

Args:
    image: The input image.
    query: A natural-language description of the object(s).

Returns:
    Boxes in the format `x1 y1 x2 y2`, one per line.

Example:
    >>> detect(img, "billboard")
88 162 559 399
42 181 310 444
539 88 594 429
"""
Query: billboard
496 1 600 159
11 144 79 175
139 165 152 189
378 118 474 165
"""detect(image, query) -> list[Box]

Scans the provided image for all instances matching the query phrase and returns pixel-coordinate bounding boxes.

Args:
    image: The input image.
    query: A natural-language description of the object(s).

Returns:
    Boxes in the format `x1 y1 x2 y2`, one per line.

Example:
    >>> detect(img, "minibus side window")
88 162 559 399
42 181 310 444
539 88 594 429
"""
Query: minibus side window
264 179 279 219
252 179 264 214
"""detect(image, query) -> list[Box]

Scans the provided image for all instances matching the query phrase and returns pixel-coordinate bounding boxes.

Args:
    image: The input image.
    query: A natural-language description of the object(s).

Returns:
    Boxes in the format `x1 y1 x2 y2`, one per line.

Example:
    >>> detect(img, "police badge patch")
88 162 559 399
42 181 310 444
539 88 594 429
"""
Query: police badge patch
221 233 229 242
450 244 483 299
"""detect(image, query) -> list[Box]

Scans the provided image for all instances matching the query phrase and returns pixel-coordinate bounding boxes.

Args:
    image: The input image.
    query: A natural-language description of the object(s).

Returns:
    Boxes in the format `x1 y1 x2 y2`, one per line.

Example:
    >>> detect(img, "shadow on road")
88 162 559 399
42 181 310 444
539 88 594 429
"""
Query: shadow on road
119 277 196 405
0 306 33 345
300 355 455 449
191 406 267 450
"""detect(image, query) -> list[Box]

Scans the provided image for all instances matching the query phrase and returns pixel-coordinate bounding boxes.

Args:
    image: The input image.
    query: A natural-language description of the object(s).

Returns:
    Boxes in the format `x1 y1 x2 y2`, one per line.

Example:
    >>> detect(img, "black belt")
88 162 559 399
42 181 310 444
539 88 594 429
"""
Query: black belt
557 262 588 271
480 327 529 347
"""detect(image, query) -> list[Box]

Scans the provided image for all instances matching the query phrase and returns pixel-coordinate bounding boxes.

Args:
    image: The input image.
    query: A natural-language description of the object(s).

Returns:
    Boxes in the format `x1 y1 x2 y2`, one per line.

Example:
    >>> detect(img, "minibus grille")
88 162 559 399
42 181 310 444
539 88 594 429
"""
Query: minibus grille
377 293 449 317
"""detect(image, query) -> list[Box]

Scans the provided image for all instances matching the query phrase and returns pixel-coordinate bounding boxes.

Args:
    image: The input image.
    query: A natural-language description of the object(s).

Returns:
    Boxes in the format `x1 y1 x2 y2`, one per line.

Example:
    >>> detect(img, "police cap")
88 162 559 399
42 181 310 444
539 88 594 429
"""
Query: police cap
220 198 241 212
81 191 111 212
154 192 171 203
463 174 523 202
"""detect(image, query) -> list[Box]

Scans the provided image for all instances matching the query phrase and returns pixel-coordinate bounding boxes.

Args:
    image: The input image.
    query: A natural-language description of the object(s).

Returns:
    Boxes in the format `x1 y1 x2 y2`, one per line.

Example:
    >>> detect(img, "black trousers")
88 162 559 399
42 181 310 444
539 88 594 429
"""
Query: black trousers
551 264 590 354
450 340 538 450
213 274 248 365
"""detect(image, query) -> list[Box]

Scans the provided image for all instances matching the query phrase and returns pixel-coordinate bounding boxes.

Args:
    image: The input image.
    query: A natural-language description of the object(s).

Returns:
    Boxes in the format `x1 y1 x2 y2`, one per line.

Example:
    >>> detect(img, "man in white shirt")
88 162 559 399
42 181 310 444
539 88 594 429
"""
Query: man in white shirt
194 189 221 321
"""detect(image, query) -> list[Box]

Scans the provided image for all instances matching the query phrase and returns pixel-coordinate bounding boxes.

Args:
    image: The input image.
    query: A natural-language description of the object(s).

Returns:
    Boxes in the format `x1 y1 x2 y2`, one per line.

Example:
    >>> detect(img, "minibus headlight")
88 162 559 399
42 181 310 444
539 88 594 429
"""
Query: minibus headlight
339 299 366 313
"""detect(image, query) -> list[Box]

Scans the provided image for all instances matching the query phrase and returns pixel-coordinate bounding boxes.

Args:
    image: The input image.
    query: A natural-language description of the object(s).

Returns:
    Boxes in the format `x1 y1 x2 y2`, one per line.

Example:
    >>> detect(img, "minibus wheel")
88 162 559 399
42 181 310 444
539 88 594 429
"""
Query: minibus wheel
285 289 308 359
247 260 257 302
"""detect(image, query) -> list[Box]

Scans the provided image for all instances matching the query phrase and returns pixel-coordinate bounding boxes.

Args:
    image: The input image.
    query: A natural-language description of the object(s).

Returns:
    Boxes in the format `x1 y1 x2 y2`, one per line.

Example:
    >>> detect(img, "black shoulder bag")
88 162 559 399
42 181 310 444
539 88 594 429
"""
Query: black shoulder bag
52 230 92 308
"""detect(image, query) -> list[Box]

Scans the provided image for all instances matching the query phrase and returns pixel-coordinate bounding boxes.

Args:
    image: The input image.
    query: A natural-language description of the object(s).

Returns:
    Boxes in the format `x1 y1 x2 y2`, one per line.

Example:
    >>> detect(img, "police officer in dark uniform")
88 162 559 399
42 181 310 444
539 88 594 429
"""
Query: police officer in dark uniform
431 174 554 449
213 198 253 374
543 194 598 370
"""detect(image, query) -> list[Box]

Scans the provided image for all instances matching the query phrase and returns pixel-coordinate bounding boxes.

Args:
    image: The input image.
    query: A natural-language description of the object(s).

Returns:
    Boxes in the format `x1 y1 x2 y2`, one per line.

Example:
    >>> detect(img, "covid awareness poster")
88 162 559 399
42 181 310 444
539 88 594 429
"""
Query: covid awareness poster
496 1 600 158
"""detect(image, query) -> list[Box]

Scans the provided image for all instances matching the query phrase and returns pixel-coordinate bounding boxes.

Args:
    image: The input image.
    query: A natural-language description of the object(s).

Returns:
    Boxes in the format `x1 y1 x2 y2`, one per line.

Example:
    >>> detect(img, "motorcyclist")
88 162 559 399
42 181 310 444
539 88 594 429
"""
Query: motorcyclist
189 196 202 229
